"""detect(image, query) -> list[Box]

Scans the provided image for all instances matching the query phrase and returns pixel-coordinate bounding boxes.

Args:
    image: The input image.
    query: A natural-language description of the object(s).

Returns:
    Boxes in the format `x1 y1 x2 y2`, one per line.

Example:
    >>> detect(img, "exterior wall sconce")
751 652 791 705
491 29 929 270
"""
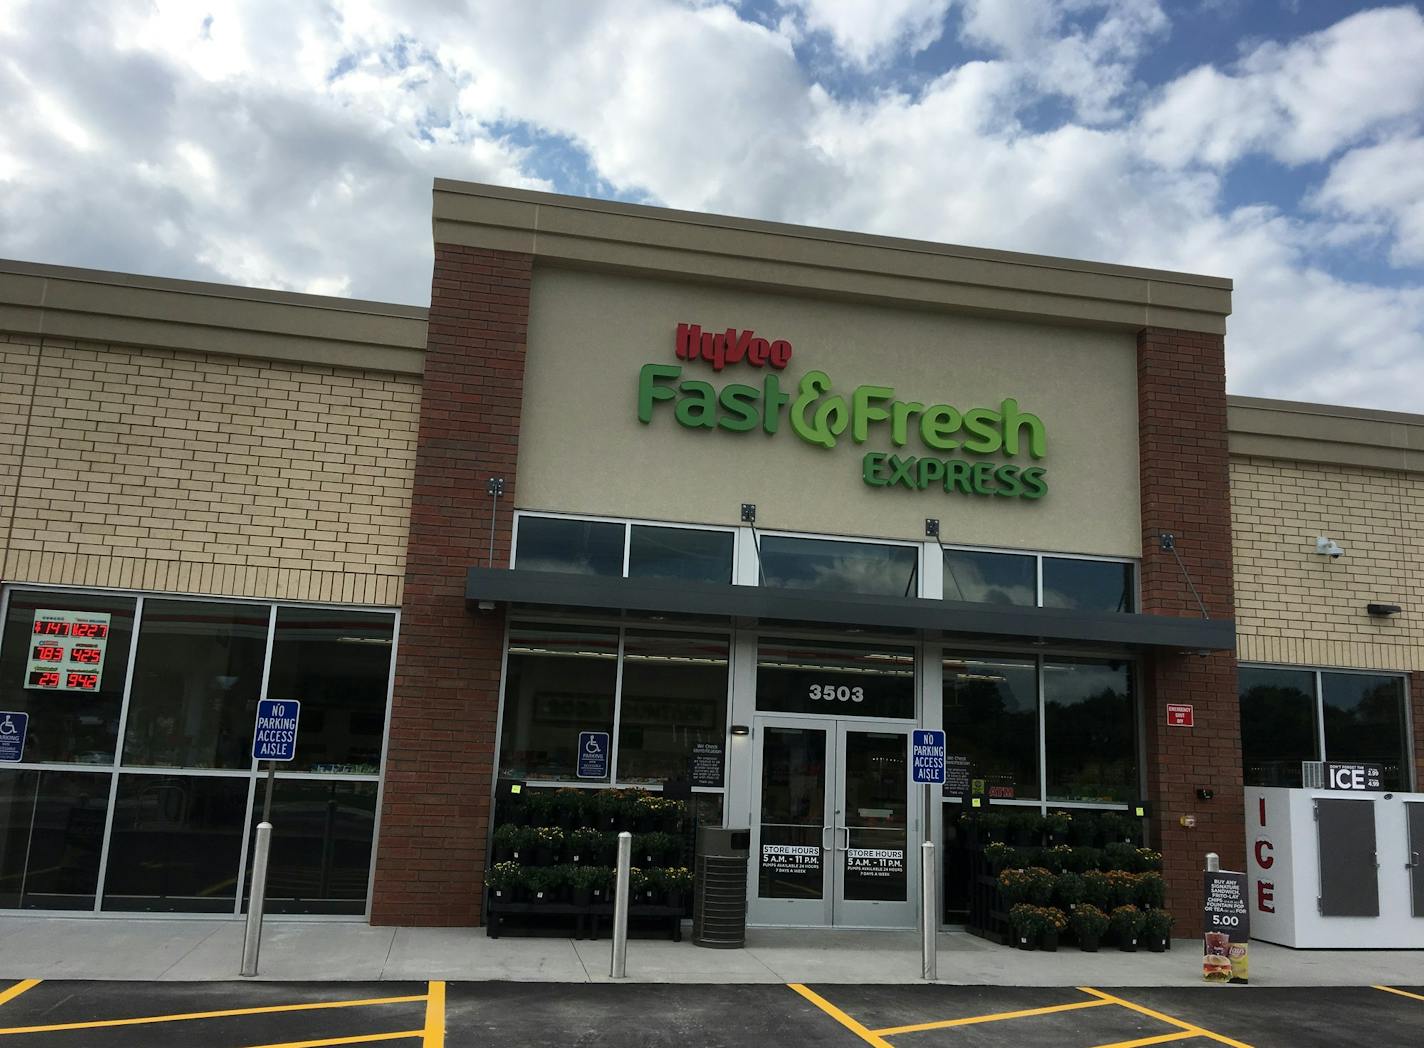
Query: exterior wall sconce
1366 603 1401 617
730 724 751 736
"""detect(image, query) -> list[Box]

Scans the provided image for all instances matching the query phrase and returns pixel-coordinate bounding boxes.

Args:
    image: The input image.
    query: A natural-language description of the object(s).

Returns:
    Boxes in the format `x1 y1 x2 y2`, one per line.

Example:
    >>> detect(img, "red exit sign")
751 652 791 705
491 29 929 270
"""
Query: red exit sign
1167 704 1194 727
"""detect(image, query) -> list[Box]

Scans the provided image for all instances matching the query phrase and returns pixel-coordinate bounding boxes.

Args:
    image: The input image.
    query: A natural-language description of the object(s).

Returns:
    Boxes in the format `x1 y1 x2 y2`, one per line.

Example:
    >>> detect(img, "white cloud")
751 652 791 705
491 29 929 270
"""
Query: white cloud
1313 136 1424 266
779 0 953 67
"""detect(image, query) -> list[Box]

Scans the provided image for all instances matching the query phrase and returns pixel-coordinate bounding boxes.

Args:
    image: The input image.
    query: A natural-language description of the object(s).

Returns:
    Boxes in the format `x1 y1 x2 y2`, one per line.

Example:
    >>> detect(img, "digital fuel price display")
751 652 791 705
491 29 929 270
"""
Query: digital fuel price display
24 610 112 692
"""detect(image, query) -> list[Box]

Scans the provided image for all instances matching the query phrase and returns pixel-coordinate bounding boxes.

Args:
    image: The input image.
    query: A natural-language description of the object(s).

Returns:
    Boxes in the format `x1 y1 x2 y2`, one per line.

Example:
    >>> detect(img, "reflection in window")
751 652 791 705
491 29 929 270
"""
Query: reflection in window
942 549 1036 605
616 632 729 785
759 536 918 597
628 526 734 584
0 769 108 909
498 624 618 781
123 600 269 769
942 655 1039 800
103 774 249 912
0 590 136 764
756 639 915 719
1322 673 1408 791
1042 558 1134 613
243 779 377 915
1044 659 1137 803
1239 667 1317 787
266 608 394 774
514 516 624 575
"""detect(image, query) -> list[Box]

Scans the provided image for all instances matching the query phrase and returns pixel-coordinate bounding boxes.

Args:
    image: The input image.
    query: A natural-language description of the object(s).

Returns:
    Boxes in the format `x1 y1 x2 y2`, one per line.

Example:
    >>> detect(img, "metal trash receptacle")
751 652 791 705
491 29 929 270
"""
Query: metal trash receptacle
693 827 750 949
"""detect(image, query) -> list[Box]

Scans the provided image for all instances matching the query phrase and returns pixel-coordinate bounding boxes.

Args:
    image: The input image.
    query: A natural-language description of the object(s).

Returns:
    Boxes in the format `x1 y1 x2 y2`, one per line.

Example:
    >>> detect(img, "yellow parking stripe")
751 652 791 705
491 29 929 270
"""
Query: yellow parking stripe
0 982 39 1010
240 1033 422 1048
1088 1032 1199 1048
1079 987 1253 1048
1374 985 1424 1003
872 998 1114 1035
423 980 445 1048
787 984 894 1048
0 993 427 1036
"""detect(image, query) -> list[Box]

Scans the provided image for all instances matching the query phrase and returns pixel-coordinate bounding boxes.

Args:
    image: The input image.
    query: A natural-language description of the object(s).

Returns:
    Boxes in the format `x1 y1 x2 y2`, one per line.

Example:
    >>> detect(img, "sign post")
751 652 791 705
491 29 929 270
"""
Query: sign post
242 699 301 977
910 729 945 980
0 712 28 763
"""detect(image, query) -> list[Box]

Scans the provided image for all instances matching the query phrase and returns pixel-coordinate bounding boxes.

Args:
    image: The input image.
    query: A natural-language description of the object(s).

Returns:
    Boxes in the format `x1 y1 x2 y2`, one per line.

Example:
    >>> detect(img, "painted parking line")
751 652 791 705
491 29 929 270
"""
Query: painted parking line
1373 985 1424 1003
870 997 1115 1036
240 1033 422 1048
1079 988 1252 1048
787 984 894 1048
423 980 445 1048
1085 1033 1199 1048
0 984 39 1011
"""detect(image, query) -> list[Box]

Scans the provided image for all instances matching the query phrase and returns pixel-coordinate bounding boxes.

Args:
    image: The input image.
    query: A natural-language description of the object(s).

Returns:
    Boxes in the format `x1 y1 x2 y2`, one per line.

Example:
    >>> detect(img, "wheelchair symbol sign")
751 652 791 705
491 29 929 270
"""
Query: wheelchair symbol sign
577 731 609 779
0 712 28 763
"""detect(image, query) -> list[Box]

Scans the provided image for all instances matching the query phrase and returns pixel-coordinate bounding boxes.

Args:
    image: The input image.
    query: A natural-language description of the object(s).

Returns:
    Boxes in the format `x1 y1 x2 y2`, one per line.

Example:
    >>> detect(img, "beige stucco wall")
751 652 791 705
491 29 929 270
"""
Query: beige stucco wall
0 334 420 605
517 267 1142 556
1231 455 1423 671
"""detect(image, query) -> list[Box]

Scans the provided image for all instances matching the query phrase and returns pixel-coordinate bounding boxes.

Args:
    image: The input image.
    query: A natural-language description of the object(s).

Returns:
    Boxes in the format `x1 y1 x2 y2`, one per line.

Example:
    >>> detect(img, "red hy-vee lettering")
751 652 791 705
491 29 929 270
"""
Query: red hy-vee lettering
675 323 793 371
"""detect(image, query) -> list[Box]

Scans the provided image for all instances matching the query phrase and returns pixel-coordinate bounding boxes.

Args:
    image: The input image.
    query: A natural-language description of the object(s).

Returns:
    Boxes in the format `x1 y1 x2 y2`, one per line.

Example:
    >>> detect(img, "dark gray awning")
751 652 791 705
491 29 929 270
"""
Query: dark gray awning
465 567 1235 652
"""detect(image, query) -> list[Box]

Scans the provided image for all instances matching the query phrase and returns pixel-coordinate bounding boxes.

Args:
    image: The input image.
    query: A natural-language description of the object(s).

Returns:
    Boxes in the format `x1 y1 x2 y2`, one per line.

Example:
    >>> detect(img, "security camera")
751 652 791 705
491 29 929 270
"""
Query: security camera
1315 536 1344 559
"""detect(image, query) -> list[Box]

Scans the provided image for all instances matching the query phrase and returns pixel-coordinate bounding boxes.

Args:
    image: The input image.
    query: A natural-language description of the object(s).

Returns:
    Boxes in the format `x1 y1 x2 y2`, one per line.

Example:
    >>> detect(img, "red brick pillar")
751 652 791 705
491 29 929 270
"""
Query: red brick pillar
370 244 533 925
1136 327 1241 938
1411 673 1424 792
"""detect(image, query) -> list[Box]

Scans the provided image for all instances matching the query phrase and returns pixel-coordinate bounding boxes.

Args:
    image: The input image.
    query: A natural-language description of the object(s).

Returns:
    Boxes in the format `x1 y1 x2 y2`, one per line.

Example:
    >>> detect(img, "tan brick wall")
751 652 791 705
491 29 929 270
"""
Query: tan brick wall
1231 455 1423 671
1 334 419 605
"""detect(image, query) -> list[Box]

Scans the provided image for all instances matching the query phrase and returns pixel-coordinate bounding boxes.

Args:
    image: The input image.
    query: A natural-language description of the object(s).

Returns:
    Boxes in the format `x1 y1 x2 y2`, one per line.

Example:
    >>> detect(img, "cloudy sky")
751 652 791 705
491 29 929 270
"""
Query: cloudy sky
2 1 1422 411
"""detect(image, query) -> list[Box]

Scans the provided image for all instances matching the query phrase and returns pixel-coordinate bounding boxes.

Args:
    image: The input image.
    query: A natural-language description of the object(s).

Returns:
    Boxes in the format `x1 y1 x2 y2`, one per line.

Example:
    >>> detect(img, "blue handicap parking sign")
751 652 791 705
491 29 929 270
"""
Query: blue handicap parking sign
0 712 28 763
911 729 946 784
252 699 301 762
577 731 609 779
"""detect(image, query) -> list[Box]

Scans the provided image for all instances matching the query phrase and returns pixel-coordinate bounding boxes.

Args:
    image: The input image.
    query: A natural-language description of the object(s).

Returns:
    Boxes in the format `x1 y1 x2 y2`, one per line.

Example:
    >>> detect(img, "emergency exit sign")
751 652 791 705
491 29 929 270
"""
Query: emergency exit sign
1166 704 1194 727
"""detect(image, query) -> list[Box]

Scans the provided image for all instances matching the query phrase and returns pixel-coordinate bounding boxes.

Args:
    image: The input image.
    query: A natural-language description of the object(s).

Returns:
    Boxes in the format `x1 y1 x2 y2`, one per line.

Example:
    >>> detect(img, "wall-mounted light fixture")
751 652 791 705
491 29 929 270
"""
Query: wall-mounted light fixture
730 724 751 736
1366 603 1402 617
740 503 757 524
1315 536 1344 559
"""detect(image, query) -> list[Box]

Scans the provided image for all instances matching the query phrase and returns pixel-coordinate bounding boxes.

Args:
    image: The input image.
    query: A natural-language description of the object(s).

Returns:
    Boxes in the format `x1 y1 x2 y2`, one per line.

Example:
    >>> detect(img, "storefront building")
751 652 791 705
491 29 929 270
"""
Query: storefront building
1 182 1419 938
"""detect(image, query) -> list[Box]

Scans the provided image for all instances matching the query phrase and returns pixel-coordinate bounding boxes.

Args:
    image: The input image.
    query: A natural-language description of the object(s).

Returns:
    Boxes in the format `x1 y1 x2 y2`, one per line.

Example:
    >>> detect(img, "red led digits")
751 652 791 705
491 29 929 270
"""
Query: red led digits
33 621 71 636
28 670 61 688
70 623 108 639
65 672 99 690
32 645 65 662
70 647 102 664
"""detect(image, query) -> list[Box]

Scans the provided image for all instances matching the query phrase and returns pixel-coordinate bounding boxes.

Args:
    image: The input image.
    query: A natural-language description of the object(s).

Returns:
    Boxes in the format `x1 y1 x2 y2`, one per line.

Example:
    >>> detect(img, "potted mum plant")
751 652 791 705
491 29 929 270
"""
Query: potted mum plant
567 827 604 865
1069 903 1109 952
1110 905 1145 951
569 864 609 906
1136 872 1167 909
983 841 1016 872
1008 903 1039 950
1023 866 1056 905
1039 907 1068 952
1043 810 1073 843
1142 908 1174 952
663 867 693 908
1082 869 1112 910
532 825 565 866
525 865 566 905
1053 871 1085 910
486 861 524 904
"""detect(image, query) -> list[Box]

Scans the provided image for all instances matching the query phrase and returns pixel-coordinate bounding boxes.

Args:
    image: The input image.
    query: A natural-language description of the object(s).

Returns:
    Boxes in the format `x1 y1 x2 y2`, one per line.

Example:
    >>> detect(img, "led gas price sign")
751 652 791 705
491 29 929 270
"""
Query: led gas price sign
24 609 112 692
637 322 1049 500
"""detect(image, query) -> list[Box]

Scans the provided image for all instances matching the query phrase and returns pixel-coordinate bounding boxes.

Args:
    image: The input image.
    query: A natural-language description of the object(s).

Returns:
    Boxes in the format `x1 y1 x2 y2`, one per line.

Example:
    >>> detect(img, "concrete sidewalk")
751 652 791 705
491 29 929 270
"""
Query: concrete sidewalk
0 917 1420 986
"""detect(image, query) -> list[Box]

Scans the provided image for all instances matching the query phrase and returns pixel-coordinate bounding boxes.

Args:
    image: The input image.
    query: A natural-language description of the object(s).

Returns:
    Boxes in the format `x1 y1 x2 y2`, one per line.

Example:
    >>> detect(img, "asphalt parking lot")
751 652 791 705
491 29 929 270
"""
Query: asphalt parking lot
0 978 1420 1047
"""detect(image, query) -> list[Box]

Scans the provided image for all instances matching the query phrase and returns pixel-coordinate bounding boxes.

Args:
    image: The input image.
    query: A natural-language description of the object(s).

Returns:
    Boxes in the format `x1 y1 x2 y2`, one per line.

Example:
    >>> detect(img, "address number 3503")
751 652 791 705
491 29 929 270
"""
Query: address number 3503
808 684 864 703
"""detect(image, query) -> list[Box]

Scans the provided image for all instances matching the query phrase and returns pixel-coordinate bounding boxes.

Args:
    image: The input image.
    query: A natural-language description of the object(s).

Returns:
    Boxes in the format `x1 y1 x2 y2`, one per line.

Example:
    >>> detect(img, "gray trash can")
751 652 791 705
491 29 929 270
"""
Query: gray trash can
693 827 750 949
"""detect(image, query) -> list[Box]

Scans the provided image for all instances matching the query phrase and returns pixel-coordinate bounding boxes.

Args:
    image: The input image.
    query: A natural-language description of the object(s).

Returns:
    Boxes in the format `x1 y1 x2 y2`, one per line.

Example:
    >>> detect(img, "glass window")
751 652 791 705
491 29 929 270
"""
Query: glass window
265 608 394 774
759 536 918 597
1239 667 1317 787
628 526 734 584
1322 673 1409 791
942 655 1039 800
0 590 136 764
616 632 729 785
498 624 618 781
102 773 250 912
758 725 827 900
756 638 915 719
1044 658 1138 803
242 779 377 915
123 600 270 770
942 550 1036 606
0 769 108 909
514 516 624 576
1042 558 1135 613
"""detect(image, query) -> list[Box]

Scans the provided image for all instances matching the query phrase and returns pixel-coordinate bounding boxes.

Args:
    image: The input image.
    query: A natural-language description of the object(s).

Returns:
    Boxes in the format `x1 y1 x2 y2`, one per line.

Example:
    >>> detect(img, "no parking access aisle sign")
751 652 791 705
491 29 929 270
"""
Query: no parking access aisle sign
911 729 946 784
252 699 301 762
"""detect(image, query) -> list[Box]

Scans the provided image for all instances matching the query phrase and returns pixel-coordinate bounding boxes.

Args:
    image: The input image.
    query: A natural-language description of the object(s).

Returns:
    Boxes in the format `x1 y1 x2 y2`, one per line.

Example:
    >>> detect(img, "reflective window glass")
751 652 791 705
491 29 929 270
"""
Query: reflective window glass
756 639 915 719
102 773 249 912
1042 558 1135 613
1322 673 1409 791
942 655 1039 800
0 769 108 909
123 600 269 769
0 590 136 764
942 550 1036 605
628 526 734 584
498 624 618 781
1044 658 1137 803
242 779 377 915
759 536 918 597
616 632 729 785
265 608 394 774
514 517 625 575
1239 667 1317 787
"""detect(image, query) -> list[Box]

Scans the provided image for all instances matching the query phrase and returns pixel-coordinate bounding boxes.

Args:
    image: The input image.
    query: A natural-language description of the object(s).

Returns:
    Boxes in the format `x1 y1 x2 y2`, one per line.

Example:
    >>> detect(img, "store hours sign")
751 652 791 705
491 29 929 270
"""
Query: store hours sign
24 609 112 692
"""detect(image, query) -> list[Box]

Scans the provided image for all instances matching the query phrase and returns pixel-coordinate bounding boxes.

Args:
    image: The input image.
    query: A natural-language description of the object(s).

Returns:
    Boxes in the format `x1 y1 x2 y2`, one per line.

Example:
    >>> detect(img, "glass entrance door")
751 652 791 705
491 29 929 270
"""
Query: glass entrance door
748 716 916 927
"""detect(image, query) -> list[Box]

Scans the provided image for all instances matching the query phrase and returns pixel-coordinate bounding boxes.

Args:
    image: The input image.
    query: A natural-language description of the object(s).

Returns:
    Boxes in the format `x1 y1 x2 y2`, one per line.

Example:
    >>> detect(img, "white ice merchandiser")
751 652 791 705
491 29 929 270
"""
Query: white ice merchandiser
1245 786 1424 949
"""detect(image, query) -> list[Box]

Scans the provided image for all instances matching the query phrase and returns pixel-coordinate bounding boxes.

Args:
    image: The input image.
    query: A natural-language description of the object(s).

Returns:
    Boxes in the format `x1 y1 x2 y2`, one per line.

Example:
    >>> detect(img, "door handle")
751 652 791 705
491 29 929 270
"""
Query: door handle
822 824 833 853
1408 851 1420 869
836 825 849 853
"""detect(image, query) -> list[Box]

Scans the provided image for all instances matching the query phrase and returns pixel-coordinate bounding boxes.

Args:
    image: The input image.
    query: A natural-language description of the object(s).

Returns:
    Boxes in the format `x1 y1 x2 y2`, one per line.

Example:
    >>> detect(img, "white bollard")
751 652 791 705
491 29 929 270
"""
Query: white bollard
610 831 632 978
240 822 273 977
921 841 937 981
